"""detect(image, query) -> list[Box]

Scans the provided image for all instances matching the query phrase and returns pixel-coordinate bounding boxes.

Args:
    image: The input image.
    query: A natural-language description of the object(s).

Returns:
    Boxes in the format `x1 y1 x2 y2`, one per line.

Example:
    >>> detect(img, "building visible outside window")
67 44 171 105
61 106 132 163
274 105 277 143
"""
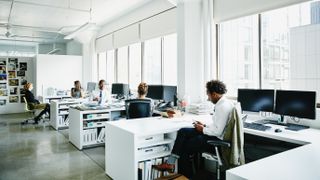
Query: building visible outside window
219 15 259 96
97 52 106 81
163 34 177 86
144 38 161 84
129 43 142 91
106 50 115 85
117 46 129 84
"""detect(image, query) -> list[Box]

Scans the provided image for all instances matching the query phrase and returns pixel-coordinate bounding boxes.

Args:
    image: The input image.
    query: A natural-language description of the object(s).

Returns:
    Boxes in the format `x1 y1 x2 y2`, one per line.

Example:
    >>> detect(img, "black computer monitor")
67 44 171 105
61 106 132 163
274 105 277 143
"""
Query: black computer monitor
275 90 316 119
111 83 129 98
147 85 177 102
147 85 163 100
237 89 275 112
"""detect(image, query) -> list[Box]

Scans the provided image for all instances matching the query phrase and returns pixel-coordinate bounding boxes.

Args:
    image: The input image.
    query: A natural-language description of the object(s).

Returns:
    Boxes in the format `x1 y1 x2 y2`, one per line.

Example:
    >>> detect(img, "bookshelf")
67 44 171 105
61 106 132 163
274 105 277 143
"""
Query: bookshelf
50 99 82 130
69 106 125 150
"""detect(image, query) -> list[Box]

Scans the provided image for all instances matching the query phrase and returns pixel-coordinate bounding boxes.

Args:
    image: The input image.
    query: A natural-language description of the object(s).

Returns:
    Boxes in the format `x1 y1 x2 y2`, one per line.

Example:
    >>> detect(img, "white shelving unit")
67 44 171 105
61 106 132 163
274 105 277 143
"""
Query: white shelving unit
50 100 82 130
105 118 194 180
69 106 125 150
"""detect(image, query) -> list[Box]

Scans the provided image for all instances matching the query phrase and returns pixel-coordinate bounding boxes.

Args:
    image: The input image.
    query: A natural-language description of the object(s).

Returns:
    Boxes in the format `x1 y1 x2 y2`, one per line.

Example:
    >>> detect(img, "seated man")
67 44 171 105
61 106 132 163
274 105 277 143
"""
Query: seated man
24 82 50 124
154 80 234 178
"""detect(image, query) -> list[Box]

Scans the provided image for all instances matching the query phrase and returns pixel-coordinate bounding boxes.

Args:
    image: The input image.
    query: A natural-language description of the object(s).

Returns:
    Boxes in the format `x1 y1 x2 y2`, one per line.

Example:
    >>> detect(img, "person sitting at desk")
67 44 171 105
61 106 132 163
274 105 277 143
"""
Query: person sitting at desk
154 80 234 178
137 82 154 112
92 79 110 106
24 82 50 124
71 80 84 98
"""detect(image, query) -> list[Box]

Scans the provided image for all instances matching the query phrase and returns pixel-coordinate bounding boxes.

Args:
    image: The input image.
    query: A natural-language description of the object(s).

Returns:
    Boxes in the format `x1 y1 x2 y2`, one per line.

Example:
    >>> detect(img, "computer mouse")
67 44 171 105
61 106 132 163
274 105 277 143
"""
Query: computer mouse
274 128 282 133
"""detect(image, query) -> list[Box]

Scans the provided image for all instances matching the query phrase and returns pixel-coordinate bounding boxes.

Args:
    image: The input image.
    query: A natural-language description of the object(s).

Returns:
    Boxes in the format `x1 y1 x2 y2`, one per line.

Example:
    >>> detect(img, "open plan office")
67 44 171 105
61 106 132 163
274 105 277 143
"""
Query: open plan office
1 0 320 180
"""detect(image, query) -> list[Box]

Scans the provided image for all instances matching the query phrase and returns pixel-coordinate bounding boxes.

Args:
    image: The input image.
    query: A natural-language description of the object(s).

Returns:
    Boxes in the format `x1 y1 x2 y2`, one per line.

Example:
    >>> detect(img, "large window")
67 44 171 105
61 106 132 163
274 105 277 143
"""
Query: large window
163 34 177 86
97 52 107 81
129 43 142 90
117 46 129 84
144 37 162 84
219 15 259 96
106 50 115 84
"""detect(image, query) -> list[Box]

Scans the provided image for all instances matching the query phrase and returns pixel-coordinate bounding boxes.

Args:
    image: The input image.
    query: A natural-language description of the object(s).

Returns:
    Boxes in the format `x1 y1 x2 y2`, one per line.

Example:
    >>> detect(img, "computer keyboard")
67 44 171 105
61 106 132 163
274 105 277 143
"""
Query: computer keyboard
253 119 309 131
243 122 272 131
285 124 309 131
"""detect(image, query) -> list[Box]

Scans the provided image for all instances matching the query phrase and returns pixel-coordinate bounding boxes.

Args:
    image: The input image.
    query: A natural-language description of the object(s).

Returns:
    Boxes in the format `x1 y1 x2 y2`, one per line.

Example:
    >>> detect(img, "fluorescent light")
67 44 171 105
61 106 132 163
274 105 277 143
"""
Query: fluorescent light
64 22 96 40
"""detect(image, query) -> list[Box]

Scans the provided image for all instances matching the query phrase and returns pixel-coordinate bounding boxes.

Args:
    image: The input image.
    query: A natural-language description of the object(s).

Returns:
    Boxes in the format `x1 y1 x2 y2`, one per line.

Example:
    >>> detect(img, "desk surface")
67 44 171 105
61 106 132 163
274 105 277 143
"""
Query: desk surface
227 114 320 180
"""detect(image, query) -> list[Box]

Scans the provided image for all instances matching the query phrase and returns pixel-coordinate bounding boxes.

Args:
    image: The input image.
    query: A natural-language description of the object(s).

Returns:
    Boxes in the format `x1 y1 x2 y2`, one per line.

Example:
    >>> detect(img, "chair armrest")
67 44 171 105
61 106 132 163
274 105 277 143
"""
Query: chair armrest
207 140 230 148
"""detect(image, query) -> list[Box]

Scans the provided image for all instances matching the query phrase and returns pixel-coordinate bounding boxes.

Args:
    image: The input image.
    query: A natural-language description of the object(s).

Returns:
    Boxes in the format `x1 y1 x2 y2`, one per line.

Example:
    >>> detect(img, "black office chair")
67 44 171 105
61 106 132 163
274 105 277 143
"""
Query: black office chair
125 99 152 119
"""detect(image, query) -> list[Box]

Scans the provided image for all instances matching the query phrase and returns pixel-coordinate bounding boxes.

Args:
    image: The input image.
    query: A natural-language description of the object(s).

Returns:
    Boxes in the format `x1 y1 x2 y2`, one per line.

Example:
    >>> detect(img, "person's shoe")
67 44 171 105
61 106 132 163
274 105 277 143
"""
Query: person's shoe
152 163 175 173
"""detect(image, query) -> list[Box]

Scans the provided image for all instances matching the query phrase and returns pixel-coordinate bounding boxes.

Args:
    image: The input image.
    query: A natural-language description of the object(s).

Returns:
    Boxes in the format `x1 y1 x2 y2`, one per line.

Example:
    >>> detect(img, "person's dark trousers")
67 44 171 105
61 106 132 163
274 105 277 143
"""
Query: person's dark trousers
35 103 50 122
171 128 219 178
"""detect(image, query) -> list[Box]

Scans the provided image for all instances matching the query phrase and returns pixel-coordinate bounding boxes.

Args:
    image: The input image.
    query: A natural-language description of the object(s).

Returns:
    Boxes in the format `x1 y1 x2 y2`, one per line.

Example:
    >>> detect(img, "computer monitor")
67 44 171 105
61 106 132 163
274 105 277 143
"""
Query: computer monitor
275 90 316 120
87 82 96 92
147 85 163 100
111 83 129 98
147 85 177 102
237 89 275 112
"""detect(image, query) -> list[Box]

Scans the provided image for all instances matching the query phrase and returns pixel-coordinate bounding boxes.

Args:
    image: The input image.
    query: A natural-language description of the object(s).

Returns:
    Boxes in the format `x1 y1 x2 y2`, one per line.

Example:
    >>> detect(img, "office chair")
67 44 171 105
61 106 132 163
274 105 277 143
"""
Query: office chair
202 102 245 180
21 97 37 124
125 99 152 119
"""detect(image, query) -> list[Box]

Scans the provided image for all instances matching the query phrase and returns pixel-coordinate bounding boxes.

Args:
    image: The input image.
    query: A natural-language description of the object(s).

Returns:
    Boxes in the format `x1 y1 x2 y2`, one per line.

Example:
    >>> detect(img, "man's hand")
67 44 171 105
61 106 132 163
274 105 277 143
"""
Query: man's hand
194 122 205 133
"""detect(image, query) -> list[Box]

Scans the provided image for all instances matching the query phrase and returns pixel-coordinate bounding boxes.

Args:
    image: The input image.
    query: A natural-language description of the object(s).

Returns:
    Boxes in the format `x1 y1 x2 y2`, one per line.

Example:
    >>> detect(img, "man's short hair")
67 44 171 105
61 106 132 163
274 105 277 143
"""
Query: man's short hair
206 80 227 94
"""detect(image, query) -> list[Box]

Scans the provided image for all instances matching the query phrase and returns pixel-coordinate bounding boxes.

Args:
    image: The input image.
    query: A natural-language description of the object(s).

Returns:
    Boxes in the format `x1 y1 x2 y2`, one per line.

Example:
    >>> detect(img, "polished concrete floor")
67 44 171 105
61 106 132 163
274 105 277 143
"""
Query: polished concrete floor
0 113 111 180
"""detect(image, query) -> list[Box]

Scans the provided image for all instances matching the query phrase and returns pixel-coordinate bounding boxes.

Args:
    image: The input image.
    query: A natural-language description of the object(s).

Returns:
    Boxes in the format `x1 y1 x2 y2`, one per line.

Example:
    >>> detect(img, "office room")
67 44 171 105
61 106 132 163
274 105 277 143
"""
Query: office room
1 0 320 179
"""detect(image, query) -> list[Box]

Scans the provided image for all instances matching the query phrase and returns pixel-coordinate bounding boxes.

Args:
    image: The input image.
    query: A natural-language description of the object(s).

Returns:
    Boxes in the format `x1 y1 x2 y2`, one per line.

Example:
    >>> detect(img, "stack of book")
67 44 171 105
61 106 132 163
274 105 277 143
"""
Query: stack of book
188 102 213 115
138 156 176 180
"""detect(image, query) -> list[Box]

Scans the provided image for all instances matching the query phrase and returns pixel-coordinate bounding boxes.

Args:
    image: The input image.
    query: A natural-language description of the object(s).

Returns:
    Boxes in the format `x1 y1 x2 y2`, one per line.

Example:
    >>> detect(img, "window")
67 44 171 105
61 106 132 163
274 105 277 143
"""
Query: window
144 38 162 84
129 43 142 90
106 50 115 84
219 15 259 96
117 46 129 84
97 52 106 81
163 34 177 86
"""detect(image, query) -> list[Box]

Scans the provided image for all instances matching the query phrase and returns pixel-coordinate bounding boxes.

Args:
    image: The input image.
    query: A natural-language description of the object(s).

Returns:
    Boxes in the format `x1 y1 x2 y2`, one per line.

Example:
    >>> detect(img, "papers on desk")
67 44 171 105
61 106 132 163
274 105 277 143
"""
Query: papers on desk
188 102 213 115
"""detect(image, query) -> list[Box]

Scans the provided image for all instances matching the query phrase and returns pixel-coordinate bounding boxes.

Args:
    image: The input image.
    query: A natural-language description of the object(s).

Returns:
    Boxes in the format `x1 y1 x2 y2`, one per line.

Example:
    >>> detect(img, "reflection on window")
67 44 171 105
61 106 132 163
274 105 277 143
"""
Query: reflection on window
219 15 259 96
144 38 161 84
129 43 141 90
107 50 115 84
163 34 177 86
117 46 128 83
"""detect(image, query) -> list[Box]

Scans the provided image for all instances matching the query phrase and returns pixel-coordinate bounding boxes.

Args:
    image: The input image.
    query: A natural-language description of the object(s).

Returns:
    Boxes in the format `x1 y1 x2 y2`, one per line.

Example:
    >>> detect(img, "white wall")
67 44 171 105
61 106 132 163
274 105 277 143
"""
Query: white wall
35 54 82 97
67 41 83 55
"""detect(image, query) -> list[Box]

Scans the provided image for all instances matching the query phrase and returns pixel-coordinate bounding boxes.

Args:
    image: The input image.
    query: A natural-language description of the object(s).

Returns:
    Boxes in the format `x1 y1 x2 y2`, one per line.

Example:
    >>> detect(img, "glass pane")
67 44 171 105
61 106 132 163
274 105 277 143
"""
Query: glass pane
163 34 177 86
219 15 259 97
129 43 142 91
98 52 107 81
107 50 115 85
117 46 129 84
144 38 161 84
261 1 320 102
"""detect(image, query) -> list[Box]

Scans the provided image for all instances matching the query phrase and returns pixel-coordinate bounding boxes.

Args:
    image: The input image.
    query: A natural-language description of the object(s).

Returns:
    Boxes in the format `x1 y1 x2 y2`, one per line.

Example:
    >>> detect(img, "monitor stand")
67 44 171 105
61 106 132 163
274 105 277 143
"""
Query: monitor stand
277 115 287 124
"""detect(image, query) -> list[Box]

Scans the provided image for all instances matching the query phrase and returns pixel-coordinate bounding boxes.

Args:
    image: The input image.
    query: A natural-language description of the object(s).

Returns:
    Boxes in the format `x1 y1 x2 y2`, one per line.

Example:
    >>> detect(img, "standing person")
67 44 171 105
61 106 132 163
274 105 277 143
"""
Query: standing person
71 80 84 98
24 82 50 124
93 80 110 106
154 80 234 178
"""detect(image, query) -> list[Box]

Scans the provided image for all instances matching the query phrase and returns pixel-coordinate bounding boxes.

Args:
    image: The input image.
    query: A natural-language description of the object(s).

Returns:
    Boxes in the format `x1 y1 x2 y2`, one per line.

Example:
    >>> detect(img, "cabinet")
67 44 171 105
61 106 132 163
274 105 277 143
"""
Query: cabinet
50 100 81 130
105 118 192 180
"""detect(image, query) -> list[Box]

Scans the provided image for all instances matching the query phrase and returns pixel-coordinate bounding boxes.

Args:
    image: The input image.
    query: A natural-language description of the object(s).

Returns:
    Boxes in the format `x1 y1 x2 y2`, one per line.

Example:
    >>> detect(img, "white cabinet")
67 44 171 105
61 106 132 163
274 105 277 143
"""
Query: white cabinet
105 118 192 180
69 108 110 150
50 100 81 130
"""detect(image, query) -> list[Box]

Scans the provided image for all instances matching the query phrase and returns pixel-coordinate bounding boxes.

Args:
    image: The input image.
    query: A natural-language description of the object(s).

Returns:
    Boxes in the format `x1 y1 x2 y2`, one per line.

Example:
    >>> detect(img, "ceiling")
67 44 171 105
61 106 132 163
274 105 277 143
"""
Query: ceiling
0 0 154 43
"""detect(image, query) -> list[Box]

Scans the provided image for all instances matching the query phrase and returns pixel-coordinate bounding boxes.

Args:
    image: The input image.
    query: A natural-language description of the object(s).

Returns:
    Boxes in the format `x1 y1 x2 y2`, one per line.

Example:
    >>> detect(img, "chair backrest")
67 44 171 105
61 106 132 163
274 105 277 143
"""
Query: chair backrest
22 97 32 112
125 99 152 119
221 102 245 168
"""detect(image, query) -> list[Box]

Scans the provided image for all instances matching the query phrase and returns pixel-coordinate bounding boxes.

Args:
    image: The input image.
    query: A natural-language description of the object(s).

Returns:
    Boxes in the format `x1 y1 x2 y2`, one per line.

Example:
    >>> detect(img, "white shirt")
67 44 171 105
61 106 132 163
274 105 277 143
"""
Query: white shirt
92 89 111 106
203 96 234 139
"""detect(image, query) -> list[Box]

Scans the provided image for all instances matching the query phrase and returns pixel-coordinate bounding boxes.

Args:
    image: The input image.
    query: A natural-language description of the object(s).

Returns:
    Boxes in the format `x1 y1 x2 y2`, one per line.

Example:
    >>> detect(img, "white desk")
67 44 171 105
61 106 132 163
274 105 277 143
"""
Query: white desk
105 114 211 180
227 114 320 180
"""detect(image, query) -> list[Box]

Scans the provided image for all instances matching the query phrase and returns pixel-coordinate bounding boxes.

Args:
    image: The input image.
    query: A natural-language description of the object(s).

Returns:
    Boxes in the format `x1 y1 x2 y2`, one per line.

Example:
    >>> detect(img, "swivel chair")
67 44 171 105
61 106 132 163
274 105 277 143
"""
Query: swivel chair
202 102 245 180
125 99 152 119
21 97 37 124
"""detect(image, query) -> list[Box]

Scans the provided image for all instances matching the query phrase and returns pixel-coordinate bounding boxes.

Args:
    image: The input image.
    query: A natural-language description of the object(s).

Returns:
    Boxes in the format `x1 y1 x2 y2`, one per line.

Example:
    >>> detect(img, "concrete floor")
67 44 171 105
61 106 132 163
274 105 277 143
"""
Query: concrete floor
0 113 111 180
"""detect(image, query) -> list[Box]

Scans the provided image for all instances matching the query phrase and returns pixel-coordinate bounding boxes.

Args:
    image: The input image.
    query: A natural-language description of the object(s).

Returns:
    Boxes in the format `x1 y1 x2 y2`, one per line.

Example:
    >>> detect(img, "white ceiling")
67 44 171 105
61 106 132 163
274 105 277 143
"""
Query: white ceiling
0 0 154 43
